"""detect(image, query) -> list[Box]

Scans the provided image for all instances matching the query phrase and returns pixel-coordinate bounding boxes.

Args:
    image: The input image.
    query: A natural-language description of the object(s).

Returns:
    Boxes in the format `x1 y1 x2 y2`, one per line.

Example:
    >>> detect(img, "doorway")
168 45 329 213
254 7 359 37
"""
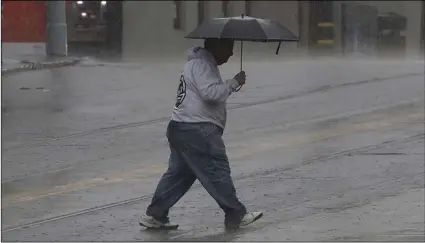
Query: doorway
66 0 123 58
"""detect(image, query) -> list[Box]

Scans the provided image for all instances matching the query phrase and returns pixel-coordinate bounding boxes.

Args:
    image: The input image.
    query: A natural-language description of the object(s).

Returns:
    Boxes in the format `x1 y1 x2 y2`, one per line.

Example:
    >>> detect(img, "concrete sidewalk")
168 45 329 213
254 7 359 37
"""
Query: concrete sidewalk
1 56 81 75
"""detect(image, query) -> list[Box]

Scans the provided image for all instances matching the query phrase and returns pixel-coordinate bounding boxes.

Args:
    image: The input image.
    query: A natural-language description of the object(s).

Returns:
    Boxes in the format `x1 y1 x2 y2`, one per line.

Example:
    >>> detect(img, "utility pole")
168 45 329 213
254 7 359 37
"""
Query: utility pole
46 1 68 56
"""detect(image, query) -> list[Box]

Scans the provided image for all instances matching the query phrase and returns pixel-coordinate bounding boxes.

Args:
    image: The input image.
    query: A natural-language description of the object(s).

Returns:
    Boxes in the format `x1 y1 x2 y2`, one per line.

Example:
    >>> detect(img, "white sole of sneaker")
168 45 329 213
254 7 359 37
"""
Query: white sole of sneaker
226 212 264 229
139 221 179 230
240 212 264 226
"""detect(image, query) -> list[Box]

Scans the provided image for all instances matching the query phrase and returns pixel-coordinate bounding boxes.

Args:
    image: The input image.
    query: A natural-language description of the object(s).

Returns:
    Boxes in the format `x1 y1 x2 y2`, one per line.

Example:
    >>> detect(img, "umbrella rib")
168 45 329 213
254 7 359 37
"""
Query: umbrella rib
254 19 268 40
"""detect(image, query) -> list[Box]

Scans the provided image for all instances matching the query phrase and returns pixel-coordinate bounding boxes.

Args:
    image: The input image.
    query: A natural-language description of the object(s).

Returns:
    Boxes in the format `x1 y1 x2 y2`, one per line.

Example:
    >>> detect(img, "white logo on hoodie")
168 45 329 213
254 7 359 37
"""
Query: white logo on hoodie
174 74 187 109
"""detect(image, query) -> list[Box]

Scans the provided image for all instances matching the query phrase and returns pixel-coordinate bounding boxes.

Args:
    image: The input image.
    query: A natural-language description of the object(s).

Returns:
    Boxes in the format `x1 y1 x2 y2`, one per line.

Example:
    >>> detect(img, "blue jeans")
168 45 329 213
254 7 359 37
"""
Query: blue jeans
146 121 247 225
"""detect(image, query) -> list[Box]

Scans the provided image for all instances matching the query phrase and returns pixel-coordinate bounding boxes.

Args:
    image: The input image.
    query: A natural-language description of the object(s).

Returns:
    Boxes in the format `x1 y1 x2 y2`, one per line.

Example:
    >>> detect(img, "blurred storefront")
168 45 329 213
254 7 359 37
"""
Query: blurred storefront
120 1 305 59
2 1 422 60
335 1 423 58
119 1 423 59
66 1 108 43
66 0 122 56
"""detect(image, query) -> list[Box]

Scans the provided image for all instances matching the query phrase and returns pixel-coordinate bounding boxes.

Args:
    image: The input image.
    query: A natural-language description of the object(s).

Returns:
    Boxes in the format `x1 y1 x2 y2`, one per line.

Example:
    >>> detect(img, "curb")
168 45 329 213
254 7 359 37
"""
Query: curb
1 58 81 75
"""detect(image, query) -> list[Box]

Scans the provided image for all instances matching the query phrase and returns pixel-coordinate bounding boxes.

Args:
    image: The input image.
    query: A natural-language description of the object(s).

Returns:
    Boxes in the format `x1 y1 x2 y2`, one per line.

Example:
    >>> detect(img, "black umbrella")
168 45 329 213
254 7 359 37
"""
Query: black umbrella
186 14 299 42
185 14 299 90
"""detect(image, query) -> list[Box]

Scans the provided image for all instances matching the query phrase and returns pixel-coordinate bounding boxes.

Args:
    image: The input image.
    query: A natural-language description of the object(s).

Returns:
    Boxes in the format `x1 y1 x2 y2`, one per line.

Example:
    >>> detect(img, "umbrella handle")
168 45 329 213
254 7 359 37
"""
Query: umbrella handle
235 40 243 92
237 15 245 93
240 40 243 71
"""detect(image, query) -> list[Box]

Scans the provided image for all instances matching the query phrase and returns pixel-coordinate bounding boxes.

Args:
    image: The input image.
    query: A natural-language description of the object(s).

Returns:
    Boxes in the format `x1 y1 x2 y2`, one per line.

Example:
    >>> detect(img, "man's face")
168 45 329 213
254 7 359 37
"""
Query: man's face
216 40 234 65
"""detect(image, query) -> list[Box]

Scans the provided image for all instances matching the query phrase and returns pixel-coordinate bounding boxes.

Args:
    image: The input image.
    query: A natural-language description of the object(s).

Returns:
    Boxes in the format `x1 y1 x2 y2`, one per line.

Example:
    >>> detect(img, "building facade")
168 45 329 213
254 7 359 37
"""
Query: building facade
2 1 123 58
2 1 421 60
121 1 306 59
121 0 424 60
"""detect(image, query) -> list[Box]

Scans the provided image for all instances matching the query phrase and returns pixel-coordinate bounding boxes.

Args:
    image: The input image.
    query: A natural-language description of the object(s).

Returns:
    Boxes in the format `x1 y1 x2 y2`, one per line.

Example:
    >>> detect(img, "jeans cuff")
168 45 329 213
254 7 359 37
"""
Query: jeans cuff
146 206 168 223
224 208 247 225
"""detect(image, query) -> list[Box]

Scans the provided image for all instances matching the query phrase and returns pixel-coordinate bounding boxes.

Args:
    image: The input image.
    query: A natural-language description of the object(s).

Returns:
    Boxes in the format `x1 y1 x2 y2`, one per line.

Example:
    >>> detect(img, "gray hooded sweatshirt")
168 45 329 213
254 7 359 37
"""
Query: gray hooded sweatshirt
171 46 240 129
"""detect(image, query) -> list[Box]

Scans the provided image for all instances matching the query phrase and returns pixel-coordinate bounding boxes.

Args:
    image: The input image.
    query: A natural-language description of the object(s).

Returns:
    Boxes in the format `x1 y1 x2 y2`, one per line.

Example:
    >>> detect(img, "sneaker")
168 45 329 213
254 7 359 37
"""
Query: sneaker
226 212 263 229
139 214 179 230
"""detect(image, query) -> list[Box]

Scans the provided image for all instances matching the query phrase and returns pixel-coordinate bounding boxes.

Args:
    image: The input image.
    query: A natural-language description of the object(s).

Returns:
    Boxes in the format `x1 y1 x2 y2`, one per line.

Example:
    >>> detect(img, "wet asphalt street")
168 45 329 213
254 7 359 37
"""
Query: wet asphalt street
1 57 424 241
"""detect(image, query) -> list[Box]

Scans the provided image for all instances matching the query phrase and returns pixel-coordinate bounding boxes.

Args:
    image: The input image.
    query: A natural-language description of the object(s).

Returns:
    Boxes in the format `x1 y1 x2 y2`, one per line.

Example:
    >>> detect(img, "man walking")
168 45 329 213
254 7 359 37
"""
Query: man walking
139 39 263 229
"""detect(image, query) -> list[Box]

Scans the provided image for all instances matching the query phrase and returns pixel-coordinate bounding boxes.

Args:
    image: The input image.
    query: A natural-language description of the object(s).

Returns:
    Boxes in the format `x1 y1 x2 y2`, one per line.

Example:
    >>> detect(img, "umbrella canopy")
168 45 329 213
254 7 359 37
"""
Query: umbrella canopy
185 15 299 42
